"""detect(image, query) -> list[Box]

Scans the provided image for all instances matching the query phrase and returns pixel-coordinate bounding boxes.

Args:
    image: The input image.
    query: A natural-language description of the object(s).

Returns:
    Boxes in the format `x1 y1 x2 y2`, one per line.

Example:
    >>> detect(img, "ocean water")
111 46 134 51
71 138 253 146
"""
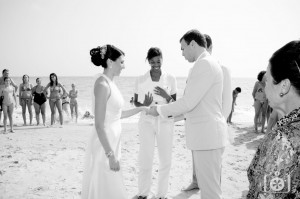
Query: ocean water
10 76 257 125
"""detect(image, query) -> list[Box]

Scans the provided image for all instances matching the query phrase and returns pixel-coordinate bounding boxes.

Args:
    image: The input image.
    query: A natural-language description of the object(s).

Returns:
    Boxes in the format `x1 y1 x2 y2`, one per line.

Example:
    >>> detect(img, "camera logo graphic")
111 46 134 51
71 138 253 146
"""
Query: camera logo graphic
264 171 291 193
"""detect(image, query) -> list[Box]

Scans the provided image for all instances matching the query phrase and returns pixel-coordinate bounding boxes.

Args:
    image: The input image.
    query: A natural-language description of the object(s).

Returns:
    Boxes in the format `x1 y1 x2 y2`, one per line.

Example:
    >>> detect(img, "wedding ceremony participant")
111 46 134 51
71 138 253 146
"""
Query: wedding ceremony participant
247 40 300 198
19 74 33 126
252 70 268 133
32 78 47 126
227 87 242 124
148 29 227 199
182 33 232 193
43 73 66 127
69 83 78 123
134 47 177 199
0 77 17 133
82 44 148 199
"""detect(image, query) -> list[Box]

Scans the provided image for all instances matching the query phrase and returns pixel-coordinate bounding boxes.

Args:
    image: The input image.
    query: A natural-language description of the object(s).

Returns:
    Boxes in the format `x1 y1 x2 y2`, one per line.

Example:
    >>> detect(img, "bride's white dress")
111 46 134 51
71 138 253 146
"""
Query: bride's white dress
82 74 127 199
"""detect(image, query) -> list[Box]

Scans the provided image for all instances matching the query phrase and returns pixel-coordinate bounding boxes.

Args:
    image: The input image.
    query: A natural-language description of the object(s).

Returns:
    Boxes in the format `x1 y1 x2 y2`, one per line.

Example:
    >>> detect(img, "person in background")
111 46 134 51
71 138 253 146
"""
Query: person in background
134 47 177 199
266 109 282 133
82 111 94 119
69 83 78 123
252 71 268 133
182 33 232 192
82 44 148 199
1 77 17 133
0 69 18 125
19 74 33 126
32 78 47 126
227 87 242 124
43 73 66 127
247 40 300 198
61 88 70 118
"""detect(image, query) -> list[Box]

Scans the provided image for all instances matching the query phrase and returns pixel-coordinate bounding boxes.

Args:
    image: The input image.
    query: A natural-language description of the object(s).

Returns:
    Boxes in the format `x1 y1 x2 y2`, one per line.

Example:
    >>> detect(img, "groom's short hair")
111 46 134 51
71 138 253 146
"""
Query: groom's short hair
180 29 207 48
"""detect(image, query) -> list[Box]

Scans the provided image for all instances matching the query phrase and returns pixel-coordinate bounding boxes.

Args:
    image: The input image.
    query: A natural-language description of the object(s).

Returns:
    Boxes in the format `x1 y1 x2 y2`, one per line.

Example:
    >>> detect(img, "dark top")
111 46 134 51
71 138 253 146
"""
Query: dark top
247 107 300 198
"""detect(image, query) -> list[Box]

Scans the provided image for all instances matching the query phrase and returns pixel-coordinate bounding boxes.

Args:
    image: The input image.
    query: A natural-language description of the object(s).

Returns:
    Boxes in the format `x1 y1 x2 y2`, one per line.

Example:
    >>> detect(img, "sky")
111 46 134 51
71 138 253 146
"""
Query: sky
0 0 299 78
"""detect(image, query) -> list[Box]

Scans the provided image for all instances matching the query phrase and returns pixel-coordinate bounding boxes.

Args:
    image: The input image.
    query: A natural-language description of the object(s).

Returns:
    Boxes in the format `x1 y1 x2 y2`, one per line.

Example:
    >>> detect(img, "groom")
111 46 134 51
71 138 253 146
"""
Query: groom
147 29 227 199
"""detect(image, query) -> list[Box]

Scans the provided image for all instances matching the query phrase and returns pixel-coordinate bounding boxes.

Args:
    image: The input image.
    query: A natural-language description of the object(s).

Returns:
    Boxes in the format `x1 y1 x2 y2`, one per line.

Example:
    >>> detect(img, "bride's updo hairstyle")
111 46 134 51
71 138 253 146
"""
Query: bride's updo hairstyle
90 44 125 68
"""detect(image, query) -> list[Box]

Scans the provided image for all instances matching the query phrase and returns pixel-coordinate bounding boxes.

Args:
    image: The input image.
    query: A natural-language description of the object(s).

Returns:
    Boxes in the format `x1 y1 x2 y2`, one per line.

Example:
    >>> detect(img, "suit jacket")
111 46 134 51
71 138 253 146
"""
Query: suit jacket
158 51 227 150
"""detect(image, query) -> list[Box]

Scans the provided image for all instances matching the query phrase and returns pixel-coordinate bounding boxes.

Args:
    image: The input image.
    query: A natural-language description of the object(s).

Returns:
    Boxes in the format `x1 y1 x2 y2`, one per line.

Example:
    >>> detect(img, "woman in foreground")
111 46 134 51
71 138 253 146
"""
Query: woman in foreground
82 44 148 199
247 40 300 198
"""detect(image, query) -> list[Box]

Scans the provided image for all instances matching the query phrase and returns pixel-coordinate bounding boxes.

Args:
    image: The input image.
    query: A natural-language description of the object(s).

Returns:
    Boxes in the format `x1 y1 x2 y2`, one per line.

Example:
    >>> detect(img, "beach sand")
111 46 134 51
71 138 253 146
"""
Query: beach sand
0 116 265 199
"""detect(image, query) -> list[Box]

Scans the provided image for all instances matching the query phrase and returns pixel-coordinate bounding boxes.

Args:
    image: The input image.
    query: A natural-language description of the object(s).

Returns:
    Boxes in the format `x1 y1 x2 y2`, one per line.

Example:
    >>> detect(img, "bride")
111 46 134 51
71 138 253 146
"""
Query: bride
82 44 148 199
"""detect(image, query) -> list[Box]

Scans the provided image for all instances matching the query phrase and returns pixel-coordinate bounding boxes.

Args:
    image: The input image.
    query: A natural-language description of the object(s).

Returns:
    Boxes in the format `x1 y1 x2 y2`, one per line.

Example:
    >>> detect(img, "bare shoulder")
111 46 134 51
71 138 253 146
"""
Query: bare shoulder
94 76 110 91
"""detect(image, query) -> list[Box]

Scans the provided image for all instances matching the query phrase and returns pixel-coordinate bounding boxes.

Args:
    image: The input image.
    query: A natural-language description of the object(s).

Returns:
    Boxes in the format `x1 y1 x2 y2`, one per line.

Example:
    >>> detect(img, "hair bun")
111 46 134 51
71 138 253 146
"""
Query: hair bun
90 46 102 66
90 46 101 56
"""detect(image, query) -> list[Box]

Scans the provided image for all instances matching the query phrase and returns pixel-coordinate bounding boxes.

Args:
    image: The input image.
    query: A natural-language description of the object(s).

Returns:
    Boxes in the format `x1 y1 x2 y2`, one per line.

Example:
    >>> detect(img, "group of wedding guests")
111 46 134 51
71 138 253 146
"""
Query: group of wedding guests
82 28 300 199
0 70 79 133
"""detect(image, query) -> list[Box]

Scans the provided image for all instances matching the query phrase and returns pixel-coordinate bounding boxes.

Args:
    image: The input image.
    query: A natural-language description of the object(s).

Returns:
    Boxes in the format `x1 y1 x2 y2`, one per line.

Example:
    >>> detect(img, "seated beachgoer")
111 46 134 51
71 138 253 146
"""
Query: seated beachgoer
82 111 94 119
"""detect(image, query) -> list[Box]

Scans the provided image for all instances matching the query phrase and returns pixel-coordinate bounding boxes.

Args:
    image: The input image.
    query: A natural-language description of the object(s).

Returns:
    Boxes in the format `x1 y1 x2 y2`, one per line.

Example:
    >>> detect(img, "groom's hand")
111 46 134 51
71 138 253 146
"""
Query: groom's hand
147 106 159 117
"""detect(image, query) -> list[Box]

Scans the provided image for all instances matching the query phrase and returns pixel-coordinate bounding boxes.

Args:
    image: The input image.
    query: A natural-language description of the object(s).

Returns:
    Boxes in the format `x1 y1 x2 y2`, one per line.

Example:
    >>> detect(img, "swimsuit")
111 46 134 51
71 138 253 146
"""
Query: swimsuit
33 91 47 106
49 85 61 103
255 83 266 104
20 84 32 103
69 91 77 106
2 86 15 106
62 96 69 105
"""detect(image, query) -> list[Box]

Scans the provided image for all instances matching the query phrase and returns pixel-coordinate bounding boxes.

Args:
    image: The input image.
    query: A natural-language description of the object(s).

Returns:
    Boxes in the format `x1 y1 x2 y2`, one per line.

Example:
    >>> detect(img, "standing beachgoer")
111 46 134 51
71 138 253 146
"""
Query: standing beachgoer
43 73 66 127
19 74 33 126
32 78 47 126
0 69 18 126
1 77 17 133
69 83 78 123
252 71 268 133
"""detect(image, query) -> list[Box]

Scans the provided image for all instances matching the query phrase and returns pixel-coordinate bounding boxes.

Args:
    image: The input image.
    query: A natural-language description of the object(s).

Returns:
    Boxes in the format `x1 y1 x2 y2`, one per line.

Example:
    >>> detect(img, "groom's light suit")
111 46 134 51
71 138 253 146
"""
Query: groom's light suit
157 51 227 199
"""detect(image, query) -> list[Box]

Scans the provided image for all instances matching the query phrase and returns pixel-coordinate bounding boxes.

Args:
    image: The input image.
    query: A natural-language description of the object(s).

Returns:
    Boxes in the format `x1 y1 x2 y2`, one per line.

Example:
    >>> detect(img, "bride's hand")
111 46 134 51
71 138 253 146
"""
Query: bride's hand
108 155 120 172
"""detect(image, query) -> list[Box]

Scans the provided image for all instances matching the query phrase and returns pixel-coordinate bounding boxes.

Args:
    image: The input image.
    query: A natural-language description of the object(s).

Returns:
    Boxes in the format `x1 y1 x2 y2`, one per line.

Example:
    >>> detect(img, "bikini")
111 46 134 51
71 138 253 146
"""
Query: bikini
49 86 61 102
62 96 69 105
255 84 267 104
20 84 32 103
69 91 77 106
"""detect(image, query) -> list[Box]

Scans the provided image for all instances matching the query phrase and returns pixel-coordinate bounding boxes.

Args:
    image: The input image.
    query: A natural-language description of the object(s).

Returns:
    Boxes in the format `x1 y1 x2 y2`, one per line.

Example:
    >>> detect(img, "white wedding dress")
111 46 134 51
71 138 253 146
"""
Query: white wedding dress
82 74 127 199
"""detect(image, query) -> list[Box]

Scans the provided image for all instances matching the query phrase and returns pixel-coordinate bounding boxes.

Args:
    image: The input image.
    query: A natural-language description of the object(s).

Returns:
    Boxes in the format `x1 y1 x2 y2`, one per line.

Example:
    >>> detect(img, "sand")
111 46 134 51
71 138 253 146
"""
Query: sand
0 116 265 199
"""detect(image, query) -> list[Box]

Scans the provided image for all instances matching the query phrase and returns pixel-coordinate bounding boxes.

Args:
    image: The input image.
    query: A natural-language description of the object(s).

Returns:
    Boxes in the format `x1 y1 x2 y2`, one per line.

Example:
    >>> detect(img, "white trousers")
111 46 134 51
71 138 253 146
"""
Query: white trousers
137 118 174 198
193 148 225 199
